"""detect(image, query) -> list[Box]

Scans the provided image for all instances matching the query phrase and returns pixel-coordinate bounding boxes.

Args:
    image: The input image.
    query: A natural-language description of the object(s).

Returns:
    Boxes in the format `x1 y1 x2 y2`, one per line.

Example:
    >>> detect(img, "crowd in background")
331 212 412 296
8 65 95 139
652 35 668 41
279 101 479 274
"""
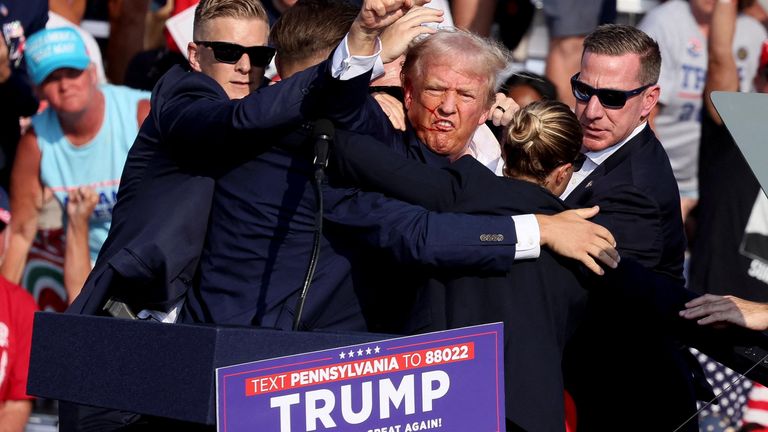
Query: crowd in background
3 0 768 430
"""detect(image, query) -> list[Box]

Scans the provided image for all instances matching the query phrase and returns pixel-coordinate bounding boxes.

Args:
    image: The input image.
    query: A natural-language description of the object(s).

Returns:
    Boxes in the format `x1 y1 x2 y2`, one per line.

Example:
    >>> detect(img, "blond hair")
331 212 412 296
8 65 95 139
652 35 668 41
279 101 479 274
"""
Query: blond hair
193 0 268 39
503 100 583 184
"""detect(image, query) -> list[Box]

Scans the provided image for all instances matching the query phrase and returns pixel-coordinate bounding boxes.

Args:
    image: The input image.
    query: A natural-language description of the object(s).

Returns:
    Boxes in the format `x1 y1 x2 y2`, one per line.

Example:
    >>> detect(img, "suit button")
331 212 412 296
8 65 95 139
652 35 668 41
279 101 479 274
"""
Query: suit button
301 88 310 95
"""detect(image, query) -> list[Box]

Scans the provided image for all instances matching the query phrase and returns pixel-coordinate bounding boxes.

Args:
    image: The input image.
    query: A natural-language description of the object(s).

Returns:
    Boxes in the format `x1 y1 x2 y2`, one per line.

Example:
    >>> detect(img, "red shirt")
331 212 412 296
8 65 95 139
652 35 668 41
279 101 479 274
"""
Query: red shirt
0 276 37 401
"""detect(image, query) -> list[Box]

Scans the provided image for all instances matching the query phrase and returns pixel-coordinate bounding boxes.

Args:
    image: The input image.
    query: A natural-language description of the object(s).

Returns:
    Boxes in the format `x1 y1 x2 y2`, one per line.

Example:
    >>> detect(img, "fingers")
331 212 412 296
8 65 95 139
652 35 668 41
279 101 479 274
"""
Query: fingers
588 242 619 269
577 254 604 276
373 92 406 131
570 205 600 220
488 93 519 127
683 293 721 309
380 6 442 62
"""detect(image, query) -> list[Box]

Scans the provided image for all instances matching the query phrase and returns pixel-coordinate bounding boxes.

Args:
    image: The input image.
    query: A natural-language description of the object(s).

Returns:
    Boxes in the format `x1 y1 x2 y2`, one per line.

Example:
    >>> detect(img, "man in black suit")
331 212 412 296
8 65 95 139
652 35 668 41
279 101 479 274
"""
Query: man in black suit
559 24 696 431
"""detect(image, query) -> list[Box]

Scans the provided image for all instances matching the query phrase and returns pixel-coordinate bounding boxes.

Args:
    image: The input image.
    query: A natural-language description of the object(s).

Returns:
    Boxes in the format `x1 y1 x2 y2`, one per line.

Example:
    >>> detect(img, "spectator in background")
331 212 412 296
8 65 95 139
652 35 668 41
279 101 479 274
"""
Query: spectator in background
543 0 615 108
0 187 38 432
2 28 150 302
0 0 48 191
639 0 767 222
503 70 558 107
47 4 107 84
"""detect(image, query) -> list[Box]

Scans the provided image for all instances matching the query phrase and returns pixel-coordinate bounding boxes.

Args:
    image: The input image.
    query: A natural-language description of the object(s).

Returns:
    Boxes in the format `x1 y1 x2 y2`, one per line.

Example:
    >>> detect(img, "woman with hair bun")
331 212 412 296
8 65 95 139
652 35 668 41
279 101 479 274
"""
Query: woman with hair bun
502 100 584 195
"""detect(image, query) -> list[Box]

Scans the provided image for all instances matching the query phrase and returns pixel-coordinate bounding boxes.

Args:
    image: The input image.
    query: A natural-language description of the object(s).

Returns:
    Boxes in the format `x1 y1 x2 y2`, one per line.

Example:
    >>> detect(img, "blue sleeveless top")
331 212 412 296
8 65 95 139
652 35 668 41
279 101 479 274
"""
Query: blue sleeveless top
32 84 149 262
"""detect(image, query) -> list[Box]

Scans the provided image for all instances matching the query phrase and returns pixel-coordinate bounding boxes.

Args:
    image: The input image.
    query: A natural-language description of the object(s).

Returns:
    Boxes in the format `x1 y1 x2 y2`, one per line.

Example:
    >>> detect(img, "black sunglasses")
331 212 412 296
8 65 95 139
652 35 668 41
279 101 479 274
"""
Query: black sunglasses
570 73 654 109
194 41 276 68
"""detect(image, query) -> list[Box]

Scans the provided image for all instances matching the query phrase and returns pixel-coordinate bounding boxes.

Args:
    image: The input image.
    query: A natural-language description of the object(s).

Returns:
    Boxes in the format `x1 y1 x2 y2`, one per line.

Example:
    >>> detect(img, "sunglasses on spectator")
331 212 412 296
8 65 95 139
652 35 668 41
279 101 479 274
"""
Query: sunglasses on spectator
194 41 276 68
570 73 654 109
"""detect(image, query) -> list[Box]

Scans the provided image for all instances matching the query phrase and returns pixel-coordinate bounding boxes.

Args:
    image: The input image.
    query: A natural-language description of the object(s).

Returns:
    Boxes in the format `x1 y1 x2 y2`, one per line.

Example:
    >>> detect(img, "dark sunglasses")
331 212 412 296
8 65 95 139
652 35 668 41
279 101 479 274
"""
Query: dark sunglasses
570 73 654 109
194 41 276 68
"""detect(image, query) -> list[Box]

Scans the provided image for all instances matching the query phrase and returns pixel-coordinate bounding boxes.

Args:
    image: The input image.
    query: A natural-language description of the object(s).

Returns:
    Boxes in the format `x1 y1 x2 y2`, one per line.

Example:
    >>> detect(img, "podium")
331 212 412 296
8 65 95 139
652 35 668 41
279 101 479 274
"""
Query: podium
27 312 392 425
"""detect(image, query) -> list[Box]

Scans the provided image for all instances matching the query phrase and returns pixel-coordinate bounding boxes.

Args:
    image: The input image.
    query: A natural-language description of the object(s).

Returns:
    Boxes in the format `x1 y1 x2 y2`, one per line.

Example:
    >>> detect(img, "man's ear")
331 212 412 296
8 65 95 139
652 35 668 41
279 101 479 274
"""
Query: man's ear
403 80 414 111
188 42 202 72
640 84 660 118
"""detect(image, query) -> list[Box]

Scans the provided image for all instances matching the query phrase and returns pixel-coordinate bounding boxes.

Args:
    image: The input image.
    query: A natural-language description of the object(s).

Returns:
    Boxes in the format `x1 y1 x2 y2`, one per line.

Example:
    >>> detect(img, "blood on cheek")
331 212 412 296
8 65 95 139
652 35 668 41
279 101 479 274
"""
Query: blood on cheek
416 99 443 132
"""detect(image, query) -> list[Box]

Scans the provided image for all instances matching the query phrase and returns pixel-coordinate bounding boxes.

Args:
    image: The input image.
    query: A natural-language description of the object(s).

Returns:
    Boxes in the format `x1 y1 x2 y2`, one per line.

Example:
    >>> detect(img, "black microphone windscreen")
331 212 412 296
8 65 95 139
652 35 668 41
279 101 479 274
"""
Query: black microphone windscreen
313 119 334 140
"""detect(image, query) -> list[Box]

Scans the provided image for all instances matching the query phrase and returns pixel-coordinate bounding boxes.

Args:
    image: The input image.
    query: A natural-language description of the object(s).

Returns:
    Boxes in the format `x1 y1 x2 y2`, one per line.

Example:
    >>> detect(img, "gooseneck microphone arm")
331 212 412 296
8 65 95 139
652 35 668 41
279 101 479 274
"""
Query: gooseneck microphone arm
292 119 334 331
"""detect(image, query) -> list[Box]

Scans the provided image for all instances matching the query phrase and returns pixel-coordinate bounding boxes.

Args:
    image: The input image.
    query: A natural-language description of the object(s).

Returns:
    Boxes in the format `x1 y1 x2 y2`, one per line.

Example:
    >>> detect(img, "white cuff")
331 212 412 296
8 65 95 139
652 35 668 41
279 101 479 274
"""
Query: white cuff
512 214 540 260
331 34 382 80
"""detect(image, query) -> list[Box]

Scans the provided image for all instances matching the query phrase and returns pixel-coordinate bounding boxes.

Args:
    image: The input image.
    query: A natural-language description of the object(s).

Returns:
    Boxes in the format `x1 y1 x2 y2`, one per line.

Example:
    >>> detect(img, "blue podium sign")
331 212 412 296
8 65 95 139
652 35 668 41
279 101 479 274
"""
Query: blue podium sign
216 322 504 432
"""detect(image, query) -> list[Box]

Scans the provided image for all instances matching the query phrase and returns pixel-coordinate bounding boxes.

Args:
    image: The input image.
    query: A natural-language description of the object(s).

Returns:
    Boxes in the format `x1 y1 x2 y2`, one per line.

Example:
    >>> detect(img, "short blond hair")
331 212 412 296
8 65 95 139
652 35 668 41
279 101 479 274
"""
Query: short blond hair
193 0 268 39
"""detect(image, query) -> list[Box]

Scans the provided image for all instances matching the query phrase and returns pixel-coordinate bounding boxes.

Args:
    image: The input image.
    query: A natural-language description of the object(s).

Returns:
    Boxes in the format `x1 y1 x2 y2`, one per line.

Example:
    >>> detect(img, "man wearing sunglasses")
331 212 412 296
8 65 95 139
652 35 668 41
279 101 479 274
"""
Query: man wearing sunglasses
559 24 698 431
62 0 441 429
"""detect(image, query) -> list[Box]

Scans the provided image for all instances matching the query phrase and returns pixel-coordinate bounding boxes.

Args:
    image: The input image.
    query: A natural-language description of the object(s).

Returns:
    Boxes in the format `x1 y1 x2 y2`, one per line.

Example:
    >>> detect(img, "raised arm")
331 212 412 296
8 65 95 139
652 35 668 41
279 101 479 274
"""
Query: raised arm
64 187 99 304
1 131 44 284
703 0 739 124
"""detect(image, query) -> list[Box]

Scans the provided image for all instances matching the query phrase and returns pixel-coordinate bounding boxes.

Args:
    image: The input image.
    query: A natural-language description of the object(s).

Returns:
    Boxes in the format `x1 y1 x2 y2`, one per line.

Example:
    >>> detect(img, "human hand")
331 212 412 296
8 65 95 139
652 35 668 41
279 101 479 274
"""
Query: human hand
536 206 620 275
680 294 768 331
380 6 443 63
349 0 432 56
373 92 406 131
66 187 98 230
0 36 11 84
487 93 519 127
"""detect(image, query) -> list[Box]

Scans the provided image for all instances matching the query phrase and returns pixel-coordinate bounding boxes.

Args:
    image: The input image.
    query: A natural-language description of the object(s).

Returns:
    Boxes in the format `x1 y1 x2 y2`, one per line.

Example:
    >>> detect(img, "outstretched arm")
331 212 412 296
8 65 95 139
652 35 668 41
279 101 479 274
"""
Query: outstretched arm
64 187 99 304
703 0 739 124
680 294 768 331
1 131 44 284
331 130 619 273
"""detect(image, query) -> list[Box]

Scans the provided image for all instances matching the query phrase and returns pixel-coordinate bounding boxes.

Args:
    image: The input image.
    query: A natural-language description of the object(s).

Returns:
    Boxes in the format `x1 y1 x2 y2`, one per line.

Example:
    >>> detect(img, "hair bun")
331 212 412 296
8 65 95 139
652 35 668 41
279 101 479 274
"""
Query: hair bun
509 108 543 147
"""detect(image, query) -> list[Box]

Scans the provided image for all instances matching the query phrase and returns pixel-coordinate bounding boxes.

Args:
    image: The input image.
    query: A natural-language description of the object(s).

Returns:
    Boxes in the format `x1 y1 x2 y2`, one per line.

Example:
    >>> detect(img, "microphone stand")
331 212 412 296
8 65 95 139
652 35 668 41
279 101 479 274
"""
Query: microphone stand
292 120 333 331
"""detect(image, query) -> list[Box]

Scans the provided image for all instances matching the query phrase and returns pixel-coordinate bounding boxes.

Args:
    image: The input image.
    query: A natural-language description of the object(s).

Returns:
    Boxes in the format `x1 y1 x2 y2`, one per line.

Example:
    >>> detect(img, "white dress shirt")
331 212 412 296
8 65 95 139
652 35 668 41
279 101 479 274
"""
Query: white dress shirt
560 123 648 200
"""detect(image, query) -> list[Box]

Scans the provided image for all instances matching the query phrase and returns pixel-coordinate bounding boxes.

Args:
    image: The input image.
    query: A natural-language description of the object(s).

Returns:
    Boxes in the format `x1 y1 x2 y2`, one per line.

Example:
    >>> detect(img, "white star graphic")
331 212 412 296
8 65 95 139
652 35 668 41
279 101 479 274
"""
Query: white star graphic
339 351 346 359
365 347 372 355
357 349 363 356
374 346 381 354
348 350 355 358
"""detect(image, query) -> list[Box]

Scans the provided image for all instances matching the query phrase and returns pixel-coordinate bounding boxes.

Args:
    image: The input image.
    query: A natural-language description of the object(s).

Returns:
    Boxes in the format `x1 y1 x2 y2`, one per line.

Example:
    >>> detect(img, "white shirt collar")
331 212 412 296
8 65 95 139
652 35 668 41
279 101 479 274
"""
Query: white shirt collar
584 122 647 165
560 122 647 199
467 124 504 176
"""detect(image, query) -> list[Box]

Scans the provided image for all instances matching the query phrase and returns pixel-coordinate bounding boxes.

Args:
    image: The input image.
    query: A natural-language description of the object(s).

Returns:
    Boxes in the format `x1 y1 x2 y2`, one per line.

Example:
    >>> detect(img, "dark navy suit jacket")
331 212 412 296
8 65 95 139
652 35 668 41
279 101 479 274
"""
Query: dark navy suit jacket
330 125 588 431
561 125 697 431
330 127 768 431
69 60 384 316
564 125 686 278
184 115 522 330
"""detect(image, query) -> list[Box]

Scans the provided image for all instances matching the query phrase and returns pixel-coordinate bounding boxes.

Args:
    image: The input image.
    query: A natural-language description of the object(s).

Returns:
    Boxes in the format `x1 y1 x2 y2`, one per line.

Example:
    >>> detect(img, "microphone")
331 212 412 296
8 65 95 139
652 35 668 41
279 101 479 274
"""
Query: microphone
293 119 334 331
313 119 334 172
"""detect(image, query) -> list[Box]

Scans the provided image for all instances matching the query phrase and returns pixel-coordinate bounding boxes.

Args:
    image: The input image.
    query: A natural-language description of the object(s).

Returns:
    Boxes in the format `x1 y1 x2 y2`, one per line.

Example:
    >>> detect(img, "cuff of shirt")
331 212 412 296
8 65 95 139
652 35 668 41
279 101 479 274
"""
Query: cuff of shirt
512 214 540 260
331 34 382 80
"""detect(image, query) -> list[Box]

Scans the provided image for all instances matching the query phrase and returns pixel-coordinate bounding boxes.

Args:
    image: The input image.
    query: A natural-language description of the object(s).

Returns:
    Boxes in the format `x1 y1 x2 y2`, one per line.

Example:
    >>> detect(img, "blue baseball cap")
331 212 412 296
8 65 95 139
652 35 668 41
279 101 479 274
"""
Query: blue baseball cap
25 27 91 85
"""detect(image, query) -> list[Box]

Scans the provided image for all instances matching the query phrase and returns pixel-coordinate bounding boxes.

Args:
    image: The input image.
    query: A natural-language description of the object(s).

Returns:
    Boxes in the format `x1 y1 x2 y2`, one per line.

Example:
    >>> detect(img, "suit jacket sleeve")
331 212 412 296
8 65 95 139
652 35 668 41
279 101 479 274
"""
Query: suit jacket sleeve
331 130 566 215
323 185 519 272
153 61 372 156
588 183 665 270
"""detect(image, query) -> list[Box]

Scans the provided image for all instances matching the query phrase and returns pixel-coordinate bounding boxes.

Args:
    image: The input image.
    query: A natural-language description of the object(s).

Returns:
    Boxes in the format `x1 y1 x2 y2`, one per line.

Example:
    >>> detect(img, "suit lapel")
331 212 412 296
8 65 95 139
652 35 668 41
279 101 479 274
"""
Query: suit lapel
565 125 653 206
